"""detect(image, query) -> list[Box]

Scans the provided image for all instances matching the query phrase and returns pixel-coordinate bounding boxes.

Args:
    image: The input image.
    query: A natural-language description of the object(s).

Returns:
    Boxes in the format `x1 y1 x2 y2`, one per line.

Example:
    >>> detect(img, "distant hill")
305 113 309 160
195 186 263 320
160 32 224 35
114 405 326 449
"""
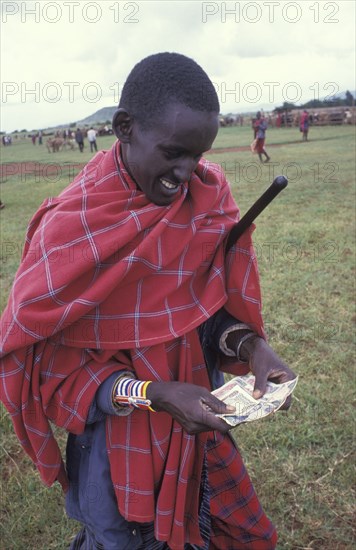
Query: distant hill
76 90 355 126
76 106 117 126
301 89 356 110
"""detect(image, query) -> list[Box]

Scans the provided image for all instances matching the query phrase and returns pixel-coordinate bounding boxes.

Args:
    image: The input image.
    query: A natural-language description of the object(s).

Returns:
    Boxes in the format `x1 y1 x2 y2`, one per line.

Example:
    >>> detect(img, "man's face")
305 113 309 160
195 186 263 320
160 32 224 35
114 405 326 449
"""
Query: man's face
121 104 219 206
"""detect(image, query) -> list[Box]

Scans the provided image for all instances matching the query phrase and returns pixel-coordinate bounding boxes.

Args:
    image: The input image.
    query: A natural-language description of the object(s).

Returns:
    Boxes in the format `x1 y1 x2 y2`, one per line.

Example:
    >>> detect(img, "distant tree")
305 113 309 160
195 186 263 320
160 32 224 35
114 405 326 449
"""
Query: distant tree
345 90 354 106
326 96 344 106
69 122 76 128
273 101 297 113
281 101 297 110
302 99 324 109
20 129 27 133
299 90 355 110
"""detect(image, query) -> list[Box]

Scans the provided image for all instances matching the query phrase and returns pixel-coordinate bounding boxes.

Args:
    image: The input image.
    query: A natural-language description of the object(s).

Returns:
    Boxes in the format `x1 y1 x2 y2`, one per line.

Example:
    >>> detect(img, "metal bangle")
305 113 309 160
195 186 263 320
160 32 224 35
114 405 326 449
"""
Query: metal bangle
236 332 256 362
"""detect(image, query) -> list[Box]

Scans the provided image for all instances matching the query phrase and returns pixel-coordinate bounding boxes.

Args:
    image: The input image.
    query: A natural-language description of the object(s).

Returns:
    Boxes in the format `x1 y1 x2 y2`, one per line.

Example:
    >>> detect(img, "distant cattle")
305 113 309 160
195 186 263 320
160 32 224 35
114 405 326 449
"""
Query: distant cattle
63 139 77 150
46 138 65 153
97 125 113 136
46 137 79 152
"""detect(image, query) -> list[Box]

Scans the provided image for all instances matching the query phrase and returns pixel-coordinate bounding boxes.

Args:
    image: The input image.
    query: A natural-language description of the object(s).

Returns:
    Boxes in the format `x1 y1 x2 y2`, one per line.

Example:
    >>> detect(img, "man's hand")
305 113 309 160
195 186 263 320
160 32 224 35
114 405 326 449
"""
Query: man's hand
240 335 297 409
146 381 235 434
226 331 297 409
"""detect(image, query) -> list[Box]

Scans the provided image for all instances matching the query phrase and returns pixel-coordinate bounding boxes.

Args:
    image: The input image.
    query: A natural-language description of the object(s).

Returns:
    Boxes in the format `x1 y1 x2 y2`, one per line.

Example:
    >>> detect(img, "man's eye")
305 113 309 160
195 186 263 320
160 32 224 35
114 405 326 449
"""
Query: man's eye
164 150 182 160
164 151 202 161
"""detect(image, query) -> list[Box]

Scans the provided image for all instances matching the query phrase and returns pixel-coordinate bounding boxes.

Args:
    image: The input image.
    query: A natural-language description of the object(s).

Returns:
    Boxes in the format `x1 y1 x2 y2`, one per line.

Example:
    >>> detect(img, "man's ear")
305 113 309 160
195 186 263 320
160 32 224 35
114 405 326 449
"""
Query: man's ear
112 108 133 143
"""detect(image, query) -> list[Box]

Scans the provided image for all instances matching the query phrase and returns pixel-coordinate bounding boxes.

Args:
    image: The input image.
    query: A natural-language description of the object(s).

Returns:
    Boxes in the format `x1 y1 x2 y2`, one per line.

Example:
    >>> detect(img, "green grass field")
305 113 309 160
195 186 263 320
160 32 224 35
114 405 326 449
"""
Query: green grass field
1 125 355 549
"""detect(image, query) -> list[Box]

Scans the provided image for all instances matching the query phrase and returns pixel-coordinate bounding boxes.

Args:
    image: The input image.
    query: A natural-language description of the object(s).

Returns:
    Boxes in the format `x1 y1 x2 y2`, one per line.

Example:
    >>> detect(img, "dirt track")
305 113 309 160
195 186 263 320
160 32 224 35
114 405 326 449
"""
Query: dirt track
0 140 306 180
208 140 305 155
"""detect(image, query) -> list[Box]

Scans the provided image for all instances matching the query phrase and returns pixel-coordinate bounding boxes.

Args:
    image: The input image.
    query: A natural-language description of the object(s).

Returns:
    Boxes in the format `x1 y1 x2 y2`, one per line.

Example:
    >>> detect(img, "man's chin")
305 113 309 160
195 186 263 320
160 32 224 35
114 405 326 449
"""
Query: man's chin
152 197 174 207
150 190 181 207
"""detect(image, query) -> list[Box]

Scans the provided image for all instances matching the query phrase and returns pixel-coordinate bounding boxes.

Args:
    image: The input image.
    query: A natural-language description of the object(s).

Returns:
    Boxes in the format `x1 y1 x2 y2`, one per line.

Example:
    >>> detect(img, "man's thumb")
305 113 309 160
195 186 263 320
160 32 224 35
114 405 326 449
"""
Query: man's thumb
253 374 267 399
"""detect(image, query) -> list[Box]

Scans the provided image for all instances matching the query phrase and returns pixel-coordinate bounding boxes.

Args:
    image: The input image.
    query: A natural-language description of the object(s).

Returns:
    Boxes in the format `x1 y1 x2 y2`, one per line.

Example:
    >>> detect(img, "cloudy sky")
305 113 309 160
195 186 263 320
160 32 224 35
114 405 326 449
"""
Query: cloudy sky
1 0 355 132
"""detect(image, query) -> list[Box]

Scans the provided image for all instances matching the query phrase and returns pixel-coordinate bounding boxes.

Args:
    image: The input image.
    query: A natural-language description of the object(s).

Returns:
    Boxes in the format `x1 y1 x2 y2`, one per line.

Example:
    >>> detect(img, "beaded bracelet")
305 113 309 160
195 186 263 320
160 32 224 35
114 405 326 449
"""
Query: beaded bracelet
112 375 156 412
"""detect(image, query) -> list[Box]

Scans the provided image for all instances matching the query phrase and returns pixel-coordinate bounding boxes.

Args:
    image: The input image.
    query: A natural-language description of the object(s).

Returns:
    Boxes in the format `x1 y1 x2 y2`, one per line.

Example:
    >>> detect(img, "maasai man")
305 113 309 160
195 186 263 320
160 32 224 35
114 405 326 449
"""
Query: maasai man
0 53 296 549
299 110 309 141
253 112 271 163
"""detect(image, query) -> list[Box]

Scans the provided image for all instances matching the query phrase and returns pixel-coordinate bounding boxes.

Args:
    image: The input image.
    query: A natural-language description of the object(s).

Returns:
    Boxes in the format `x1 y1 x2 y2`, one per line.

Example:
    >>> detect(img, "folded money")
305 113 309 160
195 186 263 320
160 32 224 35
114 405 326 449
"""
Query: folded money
212 374 298 426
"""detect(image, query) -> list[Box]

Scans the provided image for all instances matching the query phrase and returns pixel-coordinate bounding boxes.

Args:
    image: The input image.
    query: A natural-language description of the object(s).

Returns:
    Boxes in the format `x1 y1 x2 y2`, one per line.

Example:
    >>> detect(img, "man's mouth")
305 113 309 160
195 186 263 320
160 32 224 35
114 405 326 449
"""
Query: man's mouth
160 178 179 191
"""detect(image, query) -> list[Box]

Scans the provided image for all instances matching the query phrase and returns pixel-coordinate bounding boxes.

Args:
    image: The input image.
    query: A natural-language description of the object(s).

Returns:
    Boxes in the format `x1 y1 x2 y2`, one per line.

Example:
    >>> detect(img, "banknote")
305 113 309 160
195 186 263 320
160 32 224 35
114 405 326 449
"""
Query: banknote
212 374 298 426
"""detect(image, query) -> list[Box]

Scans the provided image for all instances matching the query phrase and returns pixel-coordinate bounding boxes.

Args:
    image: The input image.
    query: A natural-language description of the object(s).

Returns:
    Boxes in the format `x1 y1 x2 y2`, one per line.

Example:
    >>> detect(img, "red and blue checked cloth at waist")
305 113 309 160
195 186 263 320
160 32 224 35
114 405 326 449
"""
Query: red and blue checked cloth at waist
0 141 265 549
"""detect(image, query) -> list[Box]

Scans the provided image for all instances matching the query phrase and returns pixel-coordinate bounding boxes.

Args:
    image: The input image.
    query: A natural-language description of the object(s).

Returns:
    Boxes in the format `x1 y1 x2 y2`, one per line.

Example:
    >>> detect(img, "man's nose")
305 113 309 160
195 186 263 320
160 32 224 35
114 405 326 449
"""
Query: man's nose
173 157 197 183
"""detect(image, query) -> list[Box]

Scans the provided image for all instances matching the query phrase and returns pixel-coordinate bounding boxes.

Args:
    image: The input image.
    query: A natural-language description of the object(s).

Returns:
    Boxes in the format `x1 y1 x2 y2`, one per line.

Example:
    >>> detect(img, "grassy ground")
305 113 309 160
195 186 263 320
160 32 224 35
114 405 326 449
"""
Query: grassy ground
0 125 355 549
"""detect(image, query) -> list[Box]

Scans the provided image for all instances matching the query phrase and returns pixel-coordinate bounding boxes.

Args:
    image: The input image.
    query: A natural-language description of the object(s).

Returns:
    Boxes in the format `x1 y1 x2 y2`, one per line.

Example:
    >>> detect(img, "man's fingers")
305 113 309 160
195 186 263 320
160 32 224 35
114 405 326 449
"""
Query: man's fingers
253 368 297 400
253 373 267 399
279 395 292 411
252 388 263 399
253 366 296 399
203 395 235 415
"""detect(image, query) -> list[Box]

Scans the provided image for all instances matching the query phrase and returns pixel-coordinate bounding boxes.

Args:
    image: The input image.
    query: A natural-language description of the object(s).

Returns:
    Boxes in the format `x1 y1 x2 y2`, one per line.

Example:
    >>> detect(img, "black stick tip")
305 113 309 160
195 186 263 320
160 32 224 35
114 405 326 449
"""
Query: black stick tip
273 175 288 188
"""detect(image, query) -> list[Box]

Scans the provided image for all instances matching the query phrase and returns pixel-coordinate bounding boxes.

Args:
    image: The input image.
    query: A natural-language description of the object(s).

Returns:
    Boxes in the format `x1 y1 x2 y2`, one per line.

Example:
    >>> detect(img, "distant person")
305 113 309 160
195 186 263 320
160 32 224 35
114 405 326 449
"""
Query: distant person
344 108 352 125
299 110 309 141
38 130 43 145
31 134 37 145
0 200 5 209
87 127 98 152
75 128 84 152
253 111 270 163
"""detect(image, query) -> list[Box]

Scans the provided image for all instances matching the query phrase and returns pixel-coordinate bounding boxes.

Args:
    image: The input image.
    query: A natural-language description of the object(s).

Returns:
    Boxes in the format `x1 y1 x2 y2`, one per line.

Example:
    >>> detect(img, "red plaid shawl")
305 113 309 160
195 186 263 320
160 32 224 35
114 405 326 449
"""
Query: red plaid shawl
0 142 264 548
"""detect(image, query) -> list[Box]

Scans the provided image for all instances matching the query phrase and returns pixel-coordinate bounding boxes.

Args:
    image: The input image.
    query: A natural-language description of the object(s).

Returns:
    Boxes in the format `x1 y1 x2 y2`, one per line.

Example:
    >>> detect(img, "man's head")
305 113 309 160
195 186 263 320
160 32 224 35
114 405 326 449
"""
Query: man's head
112 53 220 206
115 52 219 130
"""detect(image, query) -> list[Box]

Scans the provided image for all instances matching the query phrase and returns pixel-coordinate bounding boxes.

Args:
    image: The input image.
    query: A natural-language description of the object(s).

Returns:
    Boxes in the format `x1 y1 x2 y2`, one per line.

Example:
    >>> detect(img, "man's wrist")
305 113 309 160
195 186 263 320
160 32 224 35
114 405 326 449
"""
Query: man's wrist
145 381 165 412
238 334 263 362
112 376 156 412
225 329 260 362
